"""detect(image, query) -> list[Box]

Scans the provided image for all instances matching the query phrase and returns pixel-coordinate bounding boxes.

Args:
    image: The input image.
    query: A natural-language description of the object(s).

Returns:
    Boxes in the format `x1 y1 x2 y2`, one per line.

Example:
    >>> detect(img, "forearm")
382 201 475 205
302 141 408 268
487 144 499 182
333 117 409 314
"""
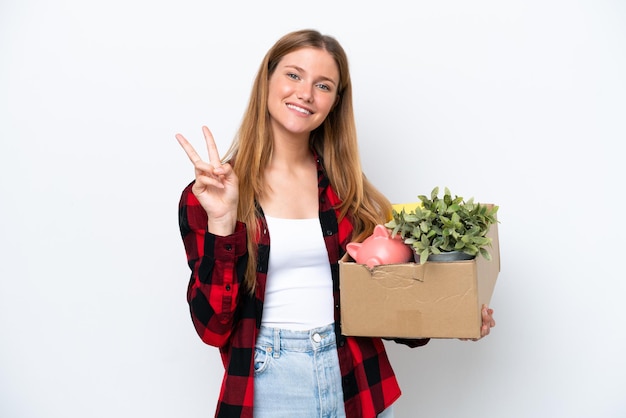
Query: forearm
390 338 431 348
185 223 248 347
207 213 238 236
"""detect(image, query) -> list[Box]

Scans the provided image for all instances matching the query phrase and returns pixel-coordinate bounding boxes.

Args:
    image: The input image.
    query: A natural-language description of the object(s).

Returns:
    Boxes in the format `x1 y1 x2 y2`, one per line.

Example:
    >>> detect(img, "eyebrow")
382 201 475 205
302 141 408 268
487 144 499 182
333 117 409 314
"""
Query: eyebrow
284 64 338 86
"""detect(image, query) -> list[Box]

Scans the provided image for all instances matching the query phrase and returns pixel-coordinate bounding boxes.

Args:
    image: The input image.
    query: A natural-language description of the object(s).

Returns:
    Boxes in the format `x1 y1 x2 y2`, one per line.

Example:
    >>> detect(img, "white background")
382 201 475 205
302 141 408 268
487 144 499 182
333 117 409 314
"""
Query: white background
1 1 625 417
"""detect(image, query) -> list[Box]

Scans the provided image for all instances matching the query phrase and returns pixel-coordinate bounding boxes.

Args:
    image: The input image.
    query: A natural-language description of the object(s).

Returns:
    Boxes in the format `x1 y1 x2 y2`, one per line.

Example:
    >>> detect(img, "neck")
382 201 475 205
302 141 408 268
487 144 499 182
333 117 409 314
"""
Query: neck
270 132 312 167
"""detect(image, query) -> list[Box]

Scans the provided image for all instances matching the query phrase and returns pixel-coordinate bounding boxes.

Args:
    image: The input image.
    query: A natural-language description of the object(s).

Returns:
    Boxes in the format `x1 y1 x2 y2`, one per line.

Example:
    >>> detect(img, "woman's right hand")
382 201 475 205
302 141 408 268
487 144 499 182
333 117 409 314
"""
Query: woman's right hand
176 126 239 236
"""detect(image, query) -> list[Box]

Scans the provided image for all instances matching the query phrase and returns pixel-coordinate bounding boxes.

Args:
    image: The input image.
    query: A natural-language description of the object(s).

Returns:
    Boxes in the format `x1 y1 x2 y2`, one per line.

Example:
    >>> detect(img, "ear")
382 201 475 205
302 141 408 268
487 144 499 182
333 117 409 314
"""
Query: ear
332 94 341 109
346 242 361 259
372 224 389 238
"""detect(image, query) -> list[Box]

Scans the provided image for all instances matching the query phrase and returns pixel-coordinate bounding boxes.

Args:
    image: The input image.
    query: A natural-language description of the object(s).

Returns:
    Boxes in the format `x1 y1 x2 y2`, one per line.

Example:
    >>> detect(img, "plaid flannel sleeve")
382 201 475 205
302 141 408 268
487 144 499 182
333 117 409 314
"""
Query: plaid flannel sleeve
178 182 248 347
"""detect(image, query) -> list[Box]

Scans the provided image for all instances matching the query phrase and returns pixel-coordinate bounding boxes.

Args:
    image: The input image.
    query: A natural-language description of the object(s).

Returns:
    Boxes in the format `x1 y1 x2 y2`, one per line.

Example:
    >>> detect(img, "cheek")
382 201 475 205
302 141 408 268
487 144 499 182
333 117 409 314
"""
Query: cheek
267 81 286 116
316 94 338 116
268 78 292 99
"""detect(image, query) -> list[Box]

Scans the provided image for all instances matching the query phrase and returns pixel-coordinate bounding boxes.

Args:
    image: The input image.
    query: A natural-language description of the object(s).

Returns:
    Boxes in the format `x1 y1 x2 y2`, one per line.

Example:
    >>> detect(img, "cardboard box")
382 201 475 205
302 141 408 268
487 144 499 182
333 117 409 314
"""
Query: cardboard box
339 217 500 339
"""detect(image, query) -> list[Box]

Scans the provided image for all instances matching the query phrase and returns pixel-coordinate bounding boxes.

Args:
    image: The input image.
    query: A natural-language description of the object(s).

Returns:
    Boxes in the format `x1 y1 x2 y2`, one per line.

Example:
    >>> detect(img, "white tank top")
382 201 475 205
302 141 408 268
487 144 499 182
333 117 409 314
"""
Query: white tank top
262 215 334 330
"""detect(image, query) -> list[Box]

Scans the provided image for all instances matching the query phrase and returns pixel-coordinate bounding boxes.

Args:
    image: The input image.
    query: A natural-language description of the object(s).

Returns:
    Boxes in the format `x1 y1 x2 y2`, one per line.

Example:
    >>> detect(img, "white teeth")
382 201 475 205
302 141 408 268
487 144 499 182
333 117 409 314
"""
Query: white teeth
287 104 312 115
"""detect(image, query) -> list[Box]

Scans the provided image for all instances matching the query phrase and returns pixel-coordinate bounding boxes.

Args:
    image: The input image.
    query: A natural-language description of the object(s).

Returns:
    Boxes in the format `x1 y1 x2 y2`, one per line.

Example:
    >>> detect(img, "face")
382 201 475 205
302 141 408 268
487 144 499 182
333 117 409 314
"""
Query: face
267 47 340 139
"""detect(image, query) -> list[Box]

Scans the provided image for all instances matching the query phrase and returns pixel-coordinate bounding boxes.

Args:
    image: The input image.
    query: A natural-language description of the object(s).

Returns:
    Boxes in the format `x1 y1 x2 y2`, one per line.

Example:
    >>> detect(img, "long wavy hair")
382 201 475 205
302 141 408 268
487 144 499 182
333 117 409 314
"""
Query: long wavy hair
222 29 392 293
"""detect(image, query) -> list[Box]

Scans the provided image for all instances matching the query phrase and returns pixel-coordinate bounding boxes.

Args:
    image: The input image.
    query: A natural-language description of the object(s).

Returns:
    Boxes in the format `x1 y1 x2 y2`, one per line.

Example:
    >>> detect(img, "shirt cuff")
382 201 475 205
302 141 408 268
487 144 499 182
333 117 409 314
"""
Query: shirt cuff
207 221 247 260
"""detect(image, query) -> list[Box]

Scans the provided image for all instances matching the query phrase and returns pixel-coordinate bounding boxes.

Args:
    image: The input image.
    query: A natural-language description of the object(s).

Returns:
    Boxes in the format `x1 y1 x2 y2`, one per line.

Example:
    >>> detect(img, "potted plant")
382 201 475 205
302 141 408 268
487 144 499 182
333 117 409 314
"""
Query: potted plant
385 187 499 264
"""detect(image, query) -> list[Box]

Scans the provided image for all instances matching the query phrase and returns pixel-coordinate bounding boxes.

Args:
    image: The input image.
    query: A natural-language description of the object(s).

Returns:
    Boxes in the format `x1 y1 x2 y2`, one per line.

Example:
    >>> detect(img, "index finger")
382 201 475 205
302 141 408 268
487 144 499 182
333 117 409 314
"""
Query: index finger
175 133 203 165
202 126 222 167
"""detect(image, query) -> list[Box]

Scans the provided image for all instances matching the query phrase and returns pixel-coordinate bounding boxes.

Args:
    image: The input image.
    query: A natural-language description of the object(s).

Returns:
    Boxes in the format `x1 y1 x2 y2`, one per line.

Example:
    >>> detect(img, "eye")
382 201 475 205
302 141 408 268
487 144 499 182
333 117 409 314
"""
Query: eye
316 83 331 91
287 72 301 80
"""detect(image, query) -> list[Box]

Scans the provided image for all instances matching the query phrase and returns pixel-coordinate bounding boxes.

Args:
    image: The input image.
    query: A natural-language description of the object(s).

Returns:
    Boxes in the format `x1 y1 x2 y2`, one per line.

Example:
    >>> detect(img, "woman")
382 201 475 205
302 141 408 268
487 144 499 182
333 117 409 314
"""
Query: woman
176 29 495 418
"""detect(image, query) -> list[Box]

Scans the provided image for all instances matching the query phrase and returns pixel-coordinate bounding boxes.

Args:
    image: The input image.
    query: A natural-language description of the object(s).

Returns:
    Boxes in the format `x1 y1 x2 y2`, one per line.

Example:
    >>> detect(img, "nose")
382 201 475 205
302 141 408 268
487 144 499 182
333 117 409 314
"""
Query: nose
297 83 314 103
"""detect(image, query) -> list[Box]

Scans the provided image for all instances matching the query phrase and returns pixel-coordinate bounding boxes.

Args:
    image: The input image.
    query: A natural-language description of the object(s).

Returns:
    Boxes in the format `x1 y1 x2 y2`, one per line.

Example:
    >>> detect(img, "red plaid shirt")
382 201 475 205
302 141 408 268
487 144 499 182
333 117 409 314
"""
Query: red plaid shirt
178 156 429 418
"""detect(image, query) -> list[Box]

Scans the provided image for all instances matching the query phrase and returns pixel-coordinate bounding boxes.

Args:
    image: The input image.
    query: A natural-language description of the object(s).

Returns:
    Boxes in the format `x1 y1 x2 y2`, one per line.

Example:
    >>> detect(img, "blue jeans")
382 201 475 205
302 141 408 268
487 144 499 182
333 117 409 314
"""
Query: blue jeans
253 323 394 418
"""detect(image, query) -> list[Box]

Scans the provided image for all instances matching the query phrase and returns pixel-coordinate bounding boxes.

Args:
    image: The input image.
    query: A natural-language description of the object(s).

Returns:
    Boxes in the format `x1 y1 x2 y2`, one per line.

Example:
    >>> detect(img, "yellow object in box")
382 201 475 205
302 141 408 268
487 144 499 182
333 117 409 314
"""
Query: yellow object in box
391 202 421 214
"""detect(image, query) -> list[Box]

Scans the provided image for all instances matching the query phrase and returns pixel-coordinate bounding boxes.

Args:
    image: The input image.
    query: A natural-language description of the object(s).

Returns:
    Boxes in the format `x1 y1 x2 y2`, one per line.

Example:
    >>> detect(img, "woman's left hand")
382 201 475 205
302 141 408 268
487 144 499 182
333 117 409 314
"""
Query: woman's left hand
460 304 496 341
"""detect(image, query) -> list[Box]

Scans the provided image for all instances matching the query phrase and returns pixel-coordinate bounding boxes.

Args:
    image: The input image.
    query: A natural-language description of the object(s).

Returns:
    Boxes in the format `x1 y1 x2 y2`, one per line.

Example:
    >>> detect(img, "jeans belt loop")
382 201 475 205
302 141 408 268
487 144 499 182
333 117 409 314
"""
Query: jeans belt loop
273 328 280 359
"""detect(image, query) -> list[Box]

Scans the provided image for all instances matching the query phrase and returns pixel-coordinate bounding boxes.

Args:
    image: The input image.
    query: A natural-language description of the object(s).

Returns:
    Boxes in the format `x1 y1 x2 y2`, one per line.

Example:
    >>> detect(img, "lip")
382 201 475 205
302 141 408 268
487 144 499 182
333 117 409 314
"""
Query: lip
286 102 314 116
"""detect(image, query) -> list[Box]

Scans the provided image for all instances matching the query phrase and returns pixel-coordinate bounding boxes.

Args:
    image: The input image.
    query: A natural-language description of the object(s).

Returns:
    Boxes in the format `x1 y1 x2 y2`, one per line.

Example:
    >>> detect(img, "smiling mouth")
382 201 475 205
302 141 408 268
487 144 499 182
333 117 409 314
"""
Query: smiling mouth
286 103 313 115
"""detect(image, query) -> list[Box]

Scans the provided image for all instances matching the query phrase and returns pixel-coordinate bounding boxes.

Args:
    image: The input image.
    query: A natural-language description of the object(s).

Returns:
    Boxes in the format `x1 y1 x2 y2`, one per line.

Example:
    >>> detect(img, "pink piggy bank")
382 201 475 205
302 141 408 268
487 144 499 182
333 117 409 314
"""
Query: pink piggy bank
346 224 413 268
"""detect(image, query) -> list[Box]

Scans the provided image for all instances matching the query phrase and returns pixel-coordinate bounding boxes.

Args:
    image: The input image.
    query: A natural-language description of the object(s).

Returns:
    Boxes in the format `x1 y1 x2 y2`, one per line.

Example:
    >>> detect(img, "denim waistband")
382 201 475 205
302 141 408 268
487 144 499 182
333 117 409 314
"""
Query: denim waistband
256 323 336 353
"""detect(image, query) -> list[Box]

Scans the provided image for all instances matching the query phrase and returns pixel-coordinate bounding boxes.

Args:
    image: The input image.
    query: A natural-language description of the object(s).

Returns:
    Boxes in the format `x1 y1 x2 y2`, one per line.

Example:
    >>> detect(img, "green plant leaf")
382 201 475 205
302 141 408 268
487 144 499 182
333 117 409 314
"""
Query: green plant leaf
479 247 492 260
388 187 497 262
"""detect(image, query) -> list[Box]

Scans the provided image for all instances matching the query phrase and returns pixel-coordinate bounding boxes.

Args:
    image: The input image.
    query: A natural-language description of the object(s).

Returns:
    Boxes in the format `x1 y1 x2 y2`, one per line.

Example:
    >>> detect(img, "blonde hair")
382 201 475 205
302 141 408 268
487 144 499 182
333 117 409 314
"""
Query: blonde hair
223 29 392 292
